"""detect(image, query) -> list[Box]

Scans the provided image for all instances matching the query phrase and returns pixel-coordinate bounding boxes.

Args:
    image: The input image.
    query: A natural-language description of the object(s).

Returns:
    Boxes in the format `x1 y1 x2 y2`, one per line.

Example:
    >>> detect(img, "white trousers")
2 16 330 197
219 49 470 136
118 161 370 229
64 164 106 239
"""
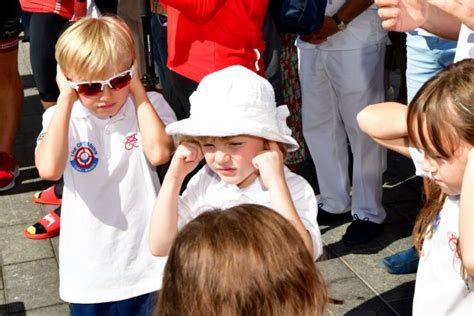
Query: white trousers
298 44 386 223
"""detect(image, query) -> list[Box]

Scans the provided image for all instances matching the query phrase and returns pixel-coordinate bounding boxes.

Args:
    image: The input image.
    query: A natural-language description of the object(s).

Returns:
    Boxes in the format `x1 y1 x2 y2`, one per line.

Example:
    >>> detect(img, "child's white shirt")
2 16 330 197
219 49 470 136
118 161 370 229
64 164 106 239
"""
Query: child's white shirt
37 92 177 303
410 147 474 315
177 165 323 259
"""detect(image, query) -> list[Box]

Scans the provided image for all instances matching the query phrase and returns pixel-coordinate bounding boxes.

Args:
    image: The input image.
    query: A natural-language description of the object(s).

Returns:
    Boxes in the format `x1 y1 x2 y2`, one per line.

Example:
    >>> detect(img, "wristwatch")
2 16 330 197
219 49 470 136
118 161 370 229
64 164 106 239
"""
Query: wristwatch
332 13 347 31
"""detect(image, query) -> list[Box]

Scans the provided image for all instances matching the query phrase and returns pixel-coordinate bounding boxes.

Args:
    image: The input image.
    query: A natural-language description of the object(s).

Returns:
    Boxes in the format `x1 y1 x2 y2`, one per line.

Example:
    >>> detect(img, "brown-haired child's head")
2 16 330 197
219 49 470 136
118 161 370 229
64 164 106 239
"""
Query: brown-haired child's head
155 203 328 316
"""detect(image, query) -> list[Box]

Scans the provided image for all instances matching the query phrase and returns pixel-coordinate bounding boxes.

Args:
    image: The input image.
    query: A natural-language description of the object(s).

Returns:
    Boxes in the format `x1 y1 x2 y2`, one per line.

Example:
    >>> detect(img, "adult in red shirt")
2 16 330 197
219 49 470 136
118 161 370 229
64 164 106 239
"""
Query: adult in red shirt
161 0 268 120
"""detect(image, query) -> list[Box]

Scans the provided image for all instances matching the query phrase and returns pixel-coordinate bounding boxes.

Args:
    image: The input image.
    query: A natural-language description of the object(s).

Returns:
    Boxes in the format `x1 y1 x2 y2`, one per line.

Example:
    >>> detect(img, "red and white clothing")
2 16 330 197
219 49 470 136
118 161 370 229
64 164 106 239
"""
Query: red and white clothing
37 92 177 303
162 0 268 82
177 165 323 260
409 147 473 314
413 196 474 314
19 0 82 19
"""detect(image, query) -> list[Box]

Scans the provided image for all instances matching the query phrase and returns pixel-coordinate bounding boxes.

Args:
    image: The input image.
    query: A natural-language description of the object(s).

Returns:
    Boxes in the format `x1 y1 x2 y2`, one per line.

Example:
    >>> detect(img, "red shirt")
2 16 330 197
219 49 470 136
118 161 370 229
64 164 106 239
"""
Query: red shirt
162 0 268 82
20 0 85 20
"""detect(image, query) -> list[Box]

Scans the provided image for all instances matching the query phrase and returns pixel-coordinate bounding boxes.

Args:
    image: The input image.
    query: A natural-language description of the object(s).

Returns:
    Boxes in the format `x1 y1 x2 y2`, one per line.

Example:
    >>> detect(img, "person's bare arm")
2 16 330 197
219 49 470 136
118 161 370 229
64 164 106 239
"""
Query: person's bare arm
459 148 474 277
375 0 461 40
35 66 77 180
357 102 410 157
129 71 174 166
149 142 203 256
253 142 314 257
428 0 474 30
301 0 373 44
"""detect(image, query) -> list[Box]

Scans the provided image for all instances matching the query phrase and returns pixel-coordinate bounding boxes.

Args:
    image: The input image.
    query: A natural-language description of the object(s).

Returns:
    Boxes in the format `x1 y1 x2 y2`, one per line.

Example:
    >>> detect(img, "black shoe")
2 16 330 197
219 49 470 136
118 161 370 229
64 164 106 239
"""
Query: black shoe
342 219 383 246
317 204 351 224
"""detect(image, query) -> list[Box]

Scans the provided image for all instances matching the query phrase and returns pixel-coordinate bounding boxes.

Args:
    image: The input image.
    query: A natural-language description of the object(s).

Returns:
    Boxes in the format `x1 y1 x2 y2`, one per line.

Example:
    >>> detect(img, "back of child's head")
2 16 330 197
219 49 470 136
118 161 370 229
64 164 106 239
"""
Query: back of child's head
165 65 300 152
55 16 135 80
155 203 328 316
408 59 474 253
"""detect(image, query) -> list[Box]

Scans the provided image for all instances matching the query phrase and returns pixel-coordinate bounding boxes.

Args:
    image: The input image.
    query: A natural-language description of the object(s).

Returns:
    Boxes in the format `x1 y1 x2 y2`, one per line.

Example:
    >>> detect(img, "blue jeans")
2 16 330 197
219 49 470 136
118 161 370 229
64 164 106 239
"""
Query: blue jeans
150 13 171 98
406 31 456 103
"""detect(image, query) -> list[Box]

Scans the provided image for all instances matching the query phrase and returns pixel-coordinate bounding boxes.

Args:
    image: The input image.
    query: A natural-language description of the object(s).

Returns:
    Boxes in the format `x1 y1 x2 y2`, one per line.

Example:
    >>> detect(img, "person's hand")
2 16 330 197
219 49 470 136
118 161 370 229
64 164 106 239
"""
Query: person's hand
252 141 286 190
300 16 339 44
167 141 203 179
375 0 428 32
56 65 79 104
128 61 147 99
428 0 474 29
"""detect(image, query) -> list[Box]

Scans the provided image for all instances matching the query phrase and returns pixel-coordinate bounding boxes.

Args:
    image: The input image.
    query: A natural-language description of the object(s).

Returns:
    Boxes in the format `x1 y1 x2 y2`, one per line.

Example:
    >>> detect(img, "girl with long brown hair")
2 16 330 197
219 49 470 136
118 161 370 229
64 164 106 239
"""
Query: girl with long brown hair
357 58 474 314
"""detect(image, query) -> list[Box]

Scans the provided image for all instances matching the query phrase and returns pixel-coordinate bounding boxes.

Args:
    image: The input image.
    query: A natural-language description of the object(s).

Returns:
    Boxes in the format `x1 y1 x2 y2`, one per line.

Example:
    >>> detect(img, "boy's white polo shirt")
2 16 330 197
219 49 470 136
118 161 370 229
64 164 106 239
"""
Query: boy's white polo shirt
37 92 177 303
177 165 323 259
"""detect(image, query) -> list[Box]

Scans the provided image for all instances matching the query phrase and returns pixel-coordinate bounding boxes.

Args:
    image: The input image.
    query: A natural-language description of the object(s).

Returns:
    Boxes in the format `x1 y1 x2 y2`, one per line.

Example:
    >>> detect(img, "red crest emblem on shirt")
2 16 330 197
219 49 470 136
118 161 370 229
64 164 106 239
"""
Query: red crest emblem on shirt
124 133 139 151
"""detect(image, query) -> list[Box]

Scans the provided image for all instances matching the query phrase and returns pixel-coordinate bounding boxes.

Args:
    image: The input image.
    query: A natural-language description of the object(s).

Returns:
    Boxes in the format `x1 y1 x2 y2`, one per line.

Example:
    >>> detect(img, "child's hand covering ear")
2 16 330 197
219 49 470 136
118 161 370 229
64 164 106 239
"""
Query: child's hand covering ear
252 141 285 190
56 65 79 104
167 141 203 180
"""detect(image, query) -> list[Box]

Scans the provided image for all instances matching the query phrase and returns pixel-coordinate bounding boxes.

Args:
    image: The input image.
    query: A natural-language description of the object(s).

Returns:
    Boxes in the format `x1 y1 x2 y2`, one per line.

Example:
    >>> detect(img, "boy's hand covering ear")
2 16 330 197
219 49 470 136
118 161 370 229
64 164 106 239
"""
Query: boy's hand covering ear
56 65 79 104
168 142 203 179
129 61 147 100
252 141 285 190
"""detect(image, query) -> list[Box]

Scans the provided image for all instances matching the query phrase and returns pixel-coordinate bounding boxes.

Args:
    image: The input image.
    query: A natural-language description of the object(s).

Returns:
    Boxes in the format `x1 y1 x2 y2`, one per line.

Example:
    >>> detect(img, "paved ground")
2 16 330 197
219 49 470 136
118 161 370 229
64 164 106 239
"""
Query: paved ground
1 40 422 315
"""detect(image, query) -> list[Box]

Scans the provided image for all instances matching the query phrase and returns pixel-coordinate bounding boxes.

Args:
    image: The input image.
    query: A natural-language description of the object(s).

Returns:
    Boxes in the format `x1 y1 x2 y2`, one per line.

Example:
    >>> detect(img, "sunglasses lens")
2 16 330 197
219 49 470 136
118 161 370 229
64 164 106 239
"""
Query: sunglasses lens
77 83 103 96
109 72 132 90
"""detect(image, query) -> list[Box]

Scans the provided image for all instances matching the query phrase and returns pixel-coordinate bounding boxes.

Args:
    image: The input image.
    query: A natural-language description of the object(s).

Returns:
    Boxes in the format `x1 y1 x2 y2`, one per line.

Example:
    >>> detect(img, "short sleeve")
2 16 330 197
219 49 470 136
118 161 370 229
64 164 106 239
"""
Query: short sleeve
286 170 323 260
147 91 177 126
35 106 56 151
176 166 210 229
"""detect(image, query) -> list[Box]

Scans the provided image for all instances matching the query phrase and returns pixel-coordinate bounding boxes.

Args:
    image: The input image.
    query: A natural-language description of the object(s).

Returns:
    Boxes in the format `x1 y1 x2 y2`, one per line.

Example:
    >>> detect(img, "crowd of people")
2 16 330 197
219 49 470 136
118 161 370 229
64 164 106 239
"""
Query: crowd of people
0 0 472 315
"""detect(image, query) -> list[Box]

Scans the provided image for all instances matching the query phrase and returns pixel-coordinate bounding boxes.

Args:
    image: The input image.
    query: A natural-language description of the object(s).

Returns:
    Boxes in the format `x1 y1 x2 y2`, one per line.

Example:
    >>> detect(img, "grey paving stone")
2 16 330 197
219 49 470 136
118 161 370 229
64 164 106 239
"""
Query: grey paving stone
331 247 416 301
0 225 54 265
317 256 395 315
22 304 70 316
4 259 62 312
0 195 41 228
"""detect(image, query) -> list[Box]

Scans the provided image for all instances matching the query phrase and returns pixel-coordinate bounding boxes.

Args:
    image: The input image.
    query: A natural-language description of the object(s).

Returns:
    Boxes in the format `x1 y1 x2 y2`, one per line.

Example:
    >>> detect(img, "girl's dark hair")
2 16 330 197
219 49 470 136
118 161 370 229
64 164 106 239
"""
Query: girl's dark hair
407 59 474 253
155 204 328 316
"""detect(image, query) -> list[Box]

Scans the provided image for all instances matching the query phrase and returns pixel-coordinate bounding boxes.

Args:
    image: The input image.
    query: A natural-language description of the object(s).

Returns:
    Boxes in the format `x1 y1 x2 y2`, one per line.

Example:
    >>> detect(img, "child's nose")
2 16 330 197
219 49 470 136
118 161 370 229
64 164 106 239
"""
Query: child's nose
100 85 113 98
215 150 230 163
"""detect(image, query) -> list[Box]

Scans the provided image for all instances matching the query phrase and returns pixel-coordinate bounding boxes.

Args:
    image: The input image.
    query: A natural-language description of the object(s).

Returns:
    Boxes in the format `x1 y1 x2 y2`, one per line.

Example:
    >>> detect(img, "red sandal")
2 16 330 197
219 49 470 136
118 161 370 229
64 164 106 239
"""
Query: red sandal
23 209 60 239
31 184 61 205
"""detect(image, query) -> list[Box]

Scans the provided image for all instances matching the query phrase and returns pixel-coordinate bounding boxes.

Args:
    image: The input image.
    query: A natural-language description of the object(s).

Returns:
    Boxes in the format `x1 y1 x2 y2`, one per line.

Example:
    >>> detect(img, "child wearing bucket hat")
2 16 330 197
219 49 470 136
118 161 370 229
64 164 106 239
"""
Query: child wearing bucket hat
149 65 322 259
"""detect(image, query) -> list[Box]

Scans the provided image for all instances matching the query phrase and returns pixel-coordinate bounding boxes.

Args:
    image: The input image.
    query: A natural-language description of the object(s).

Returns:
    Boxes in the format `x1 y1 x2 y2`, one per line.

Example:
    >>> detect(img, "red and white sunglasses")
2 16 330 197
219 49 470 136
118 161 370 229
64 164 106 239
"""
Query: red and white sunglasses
68 65 135 96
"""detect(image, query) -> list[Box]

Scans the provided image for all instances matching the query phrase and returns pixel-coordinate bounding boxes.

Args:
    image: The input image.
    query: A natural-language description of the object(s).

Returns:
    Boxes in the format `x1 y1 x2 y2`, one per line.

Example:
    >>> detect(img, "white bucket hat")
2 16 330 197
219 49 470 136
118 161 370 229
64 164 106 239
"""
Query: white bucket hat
165 65 299 152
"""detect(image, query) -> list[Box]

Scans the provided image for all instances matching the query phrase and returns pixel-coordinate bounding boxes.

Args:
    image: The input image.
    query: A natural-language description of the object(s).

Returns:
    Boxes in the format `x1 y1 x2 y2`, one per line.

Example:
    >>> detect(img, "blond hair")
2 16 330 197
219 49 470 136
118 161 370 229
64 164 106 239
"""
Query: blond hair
55 16 135 80
407 59 474 254
155 204 328 316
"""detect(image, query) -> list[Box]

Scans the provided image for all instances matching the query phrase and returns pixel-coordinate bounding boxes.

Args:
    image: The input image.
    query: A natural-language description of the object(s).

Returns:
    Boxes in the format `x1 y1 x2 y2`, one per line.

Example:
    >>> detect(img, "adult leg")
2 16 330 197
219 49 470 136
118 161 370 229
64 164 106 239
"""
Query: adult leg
0 0 23 191
0 50 23 155
332 44 387 225
28 12 68 109
167 70 199 121
299 47 351 214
